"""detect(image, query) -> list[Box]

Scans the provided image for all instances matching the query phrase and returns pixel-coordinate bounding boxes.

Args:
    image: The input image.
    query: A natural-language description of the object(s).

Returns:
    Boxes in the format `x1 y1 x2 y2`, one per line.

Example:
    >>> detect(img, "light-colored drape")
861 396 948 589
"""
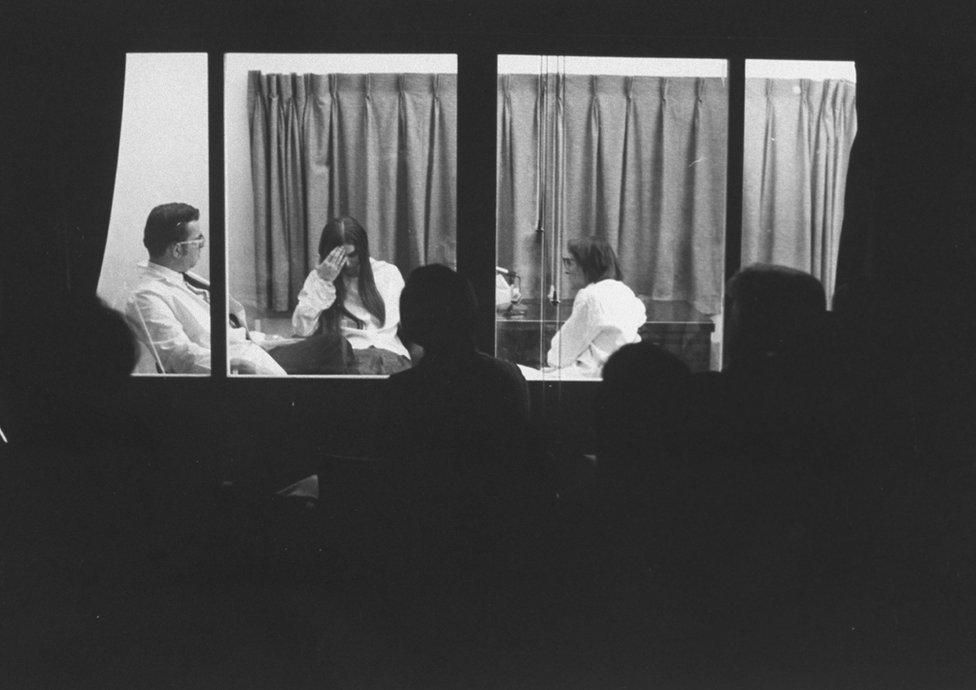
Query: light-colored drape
742 78 857 305
497 74 729 315
249 72 457 311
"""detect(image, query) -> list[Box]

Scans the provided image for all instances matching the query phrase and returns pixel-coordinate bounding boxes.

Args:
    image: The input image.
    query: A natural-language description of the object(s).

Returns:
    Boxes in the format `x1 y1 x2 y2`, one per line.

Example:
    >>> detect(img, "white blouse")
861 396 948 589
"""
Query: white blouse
546 279 647 378
291 258 409 358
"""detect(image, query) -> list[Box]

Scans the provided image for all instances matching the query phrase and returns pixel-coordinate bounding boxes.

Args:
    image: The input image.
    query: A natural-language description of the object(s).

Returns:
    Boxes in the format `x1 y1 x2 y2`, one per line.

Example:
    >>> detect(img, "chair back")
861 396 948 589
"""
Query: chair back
133 339 163 374
124 306 166 374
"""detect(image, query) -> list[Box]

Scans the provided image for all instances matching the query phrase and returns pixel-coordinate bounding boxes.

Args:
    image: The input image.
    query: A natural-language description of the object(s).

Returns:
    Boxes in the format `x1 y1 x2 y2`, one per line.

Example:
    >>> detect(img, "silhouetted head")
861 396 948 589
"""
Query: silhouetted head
2 295 136 427
602 341 690 401
563 236 623 290
597 341 692 482
316 216 385 331
399 265 477 355
724 264 826 368
143 202 204 272
600 341 691 431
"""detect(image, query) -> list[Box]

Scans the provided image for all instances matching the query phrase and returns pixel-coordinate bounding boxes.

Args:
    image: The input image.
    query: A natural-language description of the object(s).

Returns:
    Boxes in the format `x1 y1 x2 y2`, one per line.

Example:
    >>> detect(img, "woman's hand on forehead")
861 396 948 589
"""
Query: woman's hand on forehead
316 245 347 281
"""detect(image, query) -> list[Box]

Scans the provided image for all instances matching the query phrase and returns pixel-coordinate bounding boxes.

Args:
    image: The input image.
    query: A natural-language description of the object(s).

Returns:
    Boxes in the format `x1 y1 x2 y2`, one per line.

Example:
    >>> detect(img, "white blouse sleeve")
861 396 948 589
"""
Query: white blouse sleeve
291 270 338 337
378 265 405 331
546 290 607 368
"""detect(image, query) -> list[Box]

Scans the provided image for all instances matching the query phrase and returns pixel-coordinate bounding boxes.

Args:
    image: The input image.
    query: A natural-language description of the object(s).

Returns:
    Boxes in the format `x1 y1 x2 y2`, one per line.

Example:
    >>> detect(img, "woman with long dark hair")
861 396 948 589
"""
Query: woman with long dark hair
532 236 646 379
292 216 411 374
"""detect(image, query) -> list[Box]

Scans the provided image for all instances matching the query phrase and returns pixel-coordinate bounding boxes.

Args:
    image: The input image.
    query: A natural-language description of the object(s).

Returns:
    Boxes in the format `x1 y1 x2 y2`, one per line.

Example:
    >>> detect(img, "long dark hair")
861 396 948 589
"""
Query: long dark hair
568 236 623 284
316 217 386 334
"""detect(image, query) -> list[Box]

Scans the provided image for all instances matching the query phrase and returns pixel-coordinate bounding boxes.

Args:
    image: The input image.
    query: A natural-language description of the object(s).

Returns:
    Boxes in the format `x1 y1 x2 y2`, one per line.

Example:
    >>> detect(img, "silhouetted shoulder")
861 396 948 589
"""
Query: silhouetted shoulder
471 351 528 386
387 351 527 402
380 351 530 455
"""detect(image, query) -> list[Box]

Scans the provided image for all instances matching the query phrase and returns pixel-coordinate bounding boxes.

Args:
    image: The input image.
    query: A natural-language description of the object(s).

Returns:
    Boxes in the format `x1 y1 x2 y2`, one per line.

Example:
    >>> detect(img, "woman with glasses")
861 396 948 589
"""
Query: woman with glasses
541 236 646 379
292 216 411 374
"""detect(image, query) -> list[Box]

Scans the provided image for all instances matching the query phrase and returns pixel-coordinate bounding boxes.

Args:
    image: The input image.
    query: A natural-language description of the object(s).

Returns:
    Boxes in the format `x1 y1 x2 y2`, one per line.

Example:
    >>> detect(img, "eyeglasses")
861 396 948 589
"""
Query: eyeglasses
561 256 576 268
176 235 206 249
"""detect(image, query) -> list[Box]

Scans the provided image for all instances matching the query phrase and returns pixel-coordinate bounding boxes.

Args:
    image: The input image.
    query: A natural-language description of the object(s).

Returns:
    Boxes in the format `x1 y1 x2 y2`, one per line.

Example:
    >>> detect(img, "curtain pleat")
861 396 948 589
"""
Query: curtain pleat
496 75 543 299
248 71 457 311
651 78 670 297
687 78 724 310
742 78 857 304
303 74 330 273
497 74 728 315
248 71 271 306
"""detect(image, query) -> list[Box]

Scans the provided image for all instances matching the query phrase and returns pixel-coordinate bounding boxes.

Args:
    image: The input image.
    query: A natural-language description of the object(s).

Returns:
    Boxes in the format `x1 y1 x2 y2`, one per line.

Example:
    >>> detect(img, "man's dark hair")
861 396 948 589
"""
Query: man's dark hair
568 236 623 284
399 264 477 352
143 203 200 258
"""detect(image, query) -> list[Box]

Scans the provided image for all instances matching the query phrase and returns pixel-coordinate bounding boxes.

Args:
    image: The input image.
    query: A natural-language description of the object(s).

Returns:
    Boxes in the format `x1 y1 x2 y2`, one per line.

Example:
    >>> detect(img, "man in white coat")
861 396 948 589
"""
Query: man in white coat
125 202 285 375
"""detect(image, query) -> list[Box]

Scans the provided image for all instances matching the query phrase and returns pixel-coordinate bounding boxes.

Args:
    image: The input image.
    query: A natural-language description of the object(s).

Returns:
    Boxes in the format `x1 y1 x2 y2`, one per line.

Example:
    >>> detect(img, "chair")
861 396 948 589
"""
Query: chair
133 339 163 374
125 307 166 374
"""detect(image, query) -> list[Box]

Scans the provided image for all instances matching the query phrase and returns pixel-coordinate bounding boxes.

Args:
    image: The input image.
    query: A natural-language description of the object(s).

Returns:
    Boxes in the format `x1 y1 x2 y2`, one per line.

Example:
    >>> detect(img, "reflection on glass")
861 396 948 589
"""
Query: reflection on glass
742 60 857 308
496 56 728 379
225 53 458 376
97 53 210 375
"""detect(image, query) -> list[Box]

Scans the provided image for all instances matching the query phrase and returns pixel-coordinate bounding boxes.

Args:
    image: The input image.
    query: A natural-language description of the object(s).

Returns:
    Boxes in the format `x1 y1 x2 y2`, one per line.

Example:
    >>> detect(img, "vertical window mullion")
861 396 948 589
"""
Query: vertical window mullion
725 54 746 283
209 52 227 378
457 43 497 354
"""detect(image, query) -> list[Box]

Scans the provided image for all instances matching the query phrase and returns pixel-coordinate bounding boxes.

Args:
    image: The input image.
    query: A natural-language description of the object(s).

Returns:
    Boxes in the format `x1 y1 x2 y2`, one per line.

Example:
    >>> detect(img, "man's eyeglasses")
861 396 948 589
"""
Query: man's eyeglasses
176 236 206 249
561 256 576 268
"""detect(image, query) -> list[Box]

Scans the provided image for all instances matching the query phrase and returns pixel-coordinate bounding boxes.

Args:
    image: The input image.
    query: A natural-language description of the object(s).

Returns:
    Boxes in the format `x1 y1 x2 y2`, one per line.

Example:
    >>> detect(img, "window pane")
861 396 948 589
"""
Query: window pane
225 53 458 377
496 56 728 381
97 53 210 376
742 60 857 309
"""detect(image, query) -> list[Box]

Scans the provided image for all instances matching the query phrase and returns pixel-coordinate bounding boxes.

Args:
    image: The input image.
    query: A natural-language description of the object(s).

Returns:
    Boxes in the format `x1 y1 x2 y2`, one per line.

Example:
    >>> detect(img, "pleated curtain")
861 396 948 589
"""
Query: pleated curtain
742 78 857 305
249 72 457 311
497 74 729 315
498 74 856 315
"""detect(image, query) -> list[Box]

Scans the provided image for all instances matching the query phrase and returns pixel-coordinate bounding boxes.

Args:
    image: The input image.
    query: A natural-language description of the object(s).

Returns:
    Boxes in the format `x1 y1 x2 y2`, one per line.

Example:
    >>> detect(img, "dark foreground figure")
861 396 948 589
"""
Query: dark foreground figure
1 270 974 688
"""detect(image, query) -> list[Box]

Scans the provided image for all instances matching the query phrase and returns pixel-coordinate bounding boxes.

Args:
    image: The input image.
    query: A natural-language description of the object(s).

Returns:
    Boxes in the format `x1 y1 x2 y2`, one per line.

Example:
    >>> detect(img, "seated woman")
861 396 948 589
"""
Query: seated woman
292 216 411 374
522 236 646 380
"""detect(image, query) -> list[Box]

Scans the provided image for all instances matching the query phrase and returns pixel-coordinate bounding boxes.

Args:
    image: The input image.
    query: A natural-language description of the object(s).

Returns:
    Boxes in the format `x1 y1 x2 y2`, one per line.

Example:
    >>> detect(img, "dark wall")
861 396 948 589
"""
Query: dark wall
4 0 974 488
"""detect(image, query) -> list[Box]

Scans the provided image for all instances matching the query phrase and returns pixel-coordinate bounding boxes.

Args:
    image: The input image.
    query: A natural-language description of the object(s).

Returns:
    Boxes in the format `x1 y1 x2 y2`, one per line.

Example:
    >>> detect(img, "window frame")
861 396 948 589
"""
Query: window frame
196 37 857 381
